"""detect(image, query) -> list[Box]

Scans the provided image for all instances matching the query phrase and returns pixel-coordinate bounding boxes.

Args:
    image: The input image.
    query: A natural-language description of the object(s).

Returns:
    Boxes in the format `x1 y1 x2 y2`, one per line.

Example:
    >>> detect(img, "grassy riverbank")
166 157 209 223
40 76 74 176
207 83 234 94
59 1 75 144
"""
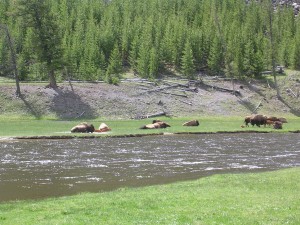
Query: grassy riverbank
0 168 299 224
0 116 300 138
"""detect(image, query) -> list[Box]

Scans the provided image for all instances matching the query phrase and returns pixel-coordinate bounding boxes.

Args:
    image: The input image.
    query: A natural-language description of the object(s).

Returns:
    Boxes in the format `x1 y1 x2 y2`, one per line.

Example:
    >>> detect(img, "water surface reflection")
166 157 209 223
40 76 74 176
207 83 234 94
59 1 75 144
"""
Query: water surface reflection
0 133 299 201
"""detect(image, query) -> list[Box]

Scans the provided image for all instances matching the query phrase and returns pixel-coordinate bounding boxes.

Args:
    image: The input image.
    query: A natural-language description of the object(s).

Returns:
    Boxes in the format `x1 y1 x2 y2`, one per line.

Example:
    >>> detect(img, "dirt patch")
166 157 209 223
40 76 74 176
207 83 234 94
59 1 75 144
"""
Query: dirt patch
0 74 300 119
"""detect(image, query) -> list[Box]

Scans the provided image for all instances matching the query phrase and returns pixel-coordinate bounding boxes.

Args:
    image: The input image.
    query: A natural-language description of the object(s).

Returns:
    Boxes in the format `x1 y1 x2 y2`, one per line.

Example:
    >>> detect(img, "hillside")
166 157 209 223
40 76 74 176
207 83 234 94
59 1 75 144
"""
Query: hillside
0 71 299 120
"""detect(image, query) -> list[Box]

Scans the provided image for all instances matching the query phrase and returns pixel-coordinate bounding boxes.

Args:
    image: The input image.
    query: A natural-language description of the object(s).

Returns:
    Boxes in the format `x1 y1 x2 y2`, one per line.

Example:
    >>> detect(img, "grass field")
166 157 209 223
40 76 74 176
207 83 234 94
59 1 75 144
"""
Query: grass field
0 116 299 224
0 168 299 224
0 116 300 138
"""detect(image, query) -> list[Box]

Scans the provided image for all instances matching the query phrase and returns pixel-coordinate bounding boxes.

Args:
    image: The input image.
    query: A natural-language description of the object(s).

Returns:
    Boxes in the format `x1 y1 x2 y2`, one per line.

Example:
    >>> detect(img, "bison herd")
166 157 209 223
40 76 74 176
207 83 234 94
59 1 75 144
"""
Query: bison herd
71 122 111 133
243 114 287 129
70 115 287 133
70 119 199 133
140 119 199 129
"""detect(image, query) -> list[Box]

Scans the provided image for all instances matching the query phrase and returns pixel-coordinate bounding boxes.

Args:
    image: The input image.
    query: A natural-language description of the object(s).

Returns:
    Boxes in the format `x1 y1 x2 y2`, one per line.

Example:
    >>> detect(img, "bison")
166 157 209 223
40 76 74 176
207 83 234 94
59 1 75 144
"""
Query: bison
94 123 111 132
267 116 288 123
182 120 199 126
267 116 279 122
265 120 274 127
244 114 267 127
140 121 171 129
244 115 252 127
250 114 267 127
278 117 288 123
71 122 95 133
273 121 283 129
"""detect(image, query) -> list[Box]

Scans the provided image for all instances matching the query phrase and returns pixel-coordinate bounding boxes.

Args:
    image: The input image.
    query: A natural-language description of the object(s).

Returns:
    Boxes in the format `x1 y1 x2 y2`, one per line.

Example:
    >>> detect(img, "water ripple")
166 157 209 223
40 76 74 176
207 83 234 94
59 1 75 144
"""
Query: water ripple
0 133 299 201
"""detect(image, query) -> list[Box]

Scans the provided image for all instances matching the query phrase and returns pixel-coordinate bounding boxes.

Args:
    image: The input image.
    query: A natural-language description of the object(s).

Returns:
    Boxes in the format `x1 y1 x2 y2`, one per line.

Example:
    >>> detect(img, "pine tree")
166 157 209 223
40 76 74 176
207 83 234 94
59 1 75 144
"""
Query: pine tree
292 38 300 70
208 35 223 75
17 0 63 88
181 40 195 80
136 43 150 78
106 43 122 84
149 47 159 79
129 37 139 73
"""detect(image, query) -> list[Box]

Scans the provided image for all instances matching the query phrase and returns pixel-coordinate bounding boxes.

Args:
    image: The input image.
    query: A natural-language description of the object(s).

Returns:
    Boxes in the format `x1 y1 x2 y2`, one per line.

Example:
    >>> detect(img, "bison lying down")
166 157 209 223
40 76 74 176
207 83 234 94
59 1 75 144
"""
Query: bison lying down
71 122 95 133
182 120 199 126
94 123 111 132
140 120 171 129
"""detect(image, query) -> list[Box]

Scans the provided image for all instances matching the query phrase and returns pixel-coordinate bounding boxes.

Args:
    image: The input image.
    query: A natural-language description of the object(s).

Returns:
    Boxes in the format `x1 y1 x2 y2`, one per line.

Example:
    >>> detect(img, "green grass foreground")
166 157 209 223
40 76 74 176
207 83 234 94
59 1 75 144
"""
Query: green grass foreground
0 116 300 138
0 168 299 224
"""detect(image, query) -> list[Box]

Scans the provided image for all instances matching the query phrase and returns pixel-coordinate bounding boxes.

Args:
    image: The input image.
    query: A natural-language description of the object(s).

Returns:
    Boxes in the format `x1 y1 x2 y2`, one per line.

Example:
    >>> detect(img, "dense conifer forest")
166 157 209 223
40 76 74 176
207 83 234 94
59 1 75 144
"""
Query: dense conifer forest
0 0 300 85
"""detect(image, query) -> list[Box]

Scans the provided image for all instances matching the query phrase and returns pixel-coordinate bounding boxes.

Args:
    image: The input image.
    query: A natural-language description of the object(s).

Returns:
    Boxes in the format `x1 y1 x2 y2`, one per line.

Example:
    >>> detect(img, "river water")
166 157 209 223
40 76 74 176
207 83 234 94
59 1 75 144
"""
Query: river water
0 133 299 202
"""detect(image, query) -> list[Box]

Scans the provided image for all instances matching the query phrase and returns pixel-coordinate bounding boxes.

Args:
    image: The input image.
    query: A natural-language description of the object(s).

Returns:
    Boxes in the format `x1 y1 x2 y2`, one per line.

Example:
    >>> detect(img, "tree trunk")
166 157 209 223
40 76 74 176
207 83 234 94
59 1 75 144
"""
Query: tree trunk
0 24 21 96
267 1 281 99
48 69 57 88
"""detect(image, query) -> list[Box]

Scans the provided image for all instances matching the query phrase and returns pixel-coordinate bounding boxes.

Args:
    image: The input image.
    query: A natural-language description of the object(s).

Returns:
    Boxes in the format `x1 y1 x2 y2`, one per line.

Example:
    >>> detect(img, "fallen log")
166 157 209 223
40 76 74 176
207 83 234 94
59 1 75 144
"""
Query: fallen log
286 88 298 98
133 111 167 120
139 84 179 94
253 100 262 113
201 82 240 95
74 111 85 119
161 91 188 98
162 80 189 88
177 99 192 105
181 88 198 93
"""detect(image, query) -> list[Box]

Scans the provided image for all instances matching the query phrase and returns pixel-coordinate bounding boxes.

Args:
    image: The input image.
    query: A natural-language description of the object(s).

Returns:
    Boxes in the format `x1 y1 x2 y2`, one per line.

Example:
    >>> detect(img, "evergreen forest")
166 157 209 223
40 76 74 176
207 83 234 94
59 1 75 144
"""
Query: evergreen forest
1 0 300 85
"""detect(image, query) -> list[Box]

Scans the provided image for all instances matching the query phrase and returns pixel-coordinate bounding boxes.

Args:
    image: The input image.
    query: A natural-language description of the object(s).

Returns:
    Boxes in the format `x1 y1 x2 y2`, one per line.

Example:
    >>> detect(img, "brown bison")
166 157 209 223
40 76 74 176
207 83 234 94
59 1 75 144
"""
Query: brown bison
94 123 111 133
140 121 171 129
267 116 288 124
273 121 283 129
244 115 252 127
250 114 267 127
278 117 288 123
244 114 267 127
182 120 199 126
71 122 95 133
267 116 279 122
265 120 274 127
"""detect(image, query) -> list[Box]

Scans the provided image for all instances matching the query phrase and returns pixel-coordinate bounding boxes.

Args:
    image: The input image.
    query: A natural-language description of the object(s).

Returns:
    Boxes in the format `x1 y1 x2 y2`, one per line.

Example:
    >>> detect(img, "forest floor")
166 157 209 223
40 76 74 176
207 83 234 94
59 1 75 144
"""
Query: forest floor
0 70 300 120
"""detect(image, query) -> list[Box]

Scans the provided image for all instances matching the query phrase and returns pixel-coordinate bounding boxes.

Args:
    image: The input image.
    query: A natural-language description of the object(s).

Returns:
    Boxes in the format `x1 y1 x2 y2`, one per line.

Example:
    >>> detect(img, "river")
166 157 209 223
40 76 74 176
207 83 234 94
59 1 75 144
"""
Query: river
0 133 299 202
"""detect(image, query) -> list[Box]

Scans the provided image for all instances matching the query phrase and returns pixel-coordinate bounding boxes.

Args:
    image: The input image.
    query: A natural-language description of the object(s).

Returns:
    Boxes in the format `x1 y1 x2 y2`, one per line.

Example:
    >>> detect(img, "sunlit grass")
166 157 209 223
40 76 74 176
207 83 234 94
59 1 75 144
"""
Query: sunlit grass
0 116 299 137
0 168 299 224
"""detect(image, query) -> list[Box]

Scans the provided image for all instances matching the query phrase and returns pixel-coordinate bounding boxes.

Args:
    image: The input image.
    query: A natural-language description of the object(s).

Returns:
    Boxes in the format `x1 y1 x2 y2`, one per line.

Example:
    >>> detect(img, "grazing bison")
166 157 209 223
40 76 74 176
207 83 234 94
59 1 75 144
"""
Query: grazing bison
182 120 199 126
140 121 171 129
267 116 279 122
267 116 288 124
273 121 283 129
265 120 274 127
244 115 252 127
250 114 267 127
244 114 267 127
71 122 95 133
278 117 288 123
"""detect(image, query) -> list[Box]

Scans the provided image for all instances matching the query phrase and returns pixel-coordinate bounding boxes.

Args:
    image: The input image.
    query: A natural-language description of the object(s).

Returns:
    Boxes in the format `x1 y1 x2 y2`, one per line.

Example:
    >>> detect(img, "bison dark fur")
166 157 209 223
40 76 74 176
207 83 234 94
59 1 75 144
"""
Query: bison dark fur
273 121 283 129
244 115 252 127
71 122 95 133
250 114 267 127
140 121 170 129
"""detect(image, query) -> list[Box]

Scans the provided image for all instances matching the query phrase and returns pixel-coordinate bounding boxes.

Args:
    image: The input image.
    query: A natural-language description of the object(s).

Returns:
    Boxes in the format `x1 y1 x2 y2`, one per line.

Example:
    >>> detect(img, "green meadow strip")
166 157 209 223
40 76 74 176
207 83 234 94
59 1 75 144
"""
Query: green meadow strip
0 116 299 138
0 168 299 224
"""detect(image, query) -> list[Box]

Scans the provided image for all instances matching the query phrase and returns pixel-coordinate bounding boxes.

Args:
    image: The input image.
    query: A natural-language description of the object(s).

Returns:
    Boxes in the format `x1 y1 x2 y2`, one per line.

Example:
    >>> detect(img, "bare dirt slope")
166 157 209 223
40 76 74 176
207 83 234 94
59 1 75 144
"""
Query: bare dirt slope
0 73 300 120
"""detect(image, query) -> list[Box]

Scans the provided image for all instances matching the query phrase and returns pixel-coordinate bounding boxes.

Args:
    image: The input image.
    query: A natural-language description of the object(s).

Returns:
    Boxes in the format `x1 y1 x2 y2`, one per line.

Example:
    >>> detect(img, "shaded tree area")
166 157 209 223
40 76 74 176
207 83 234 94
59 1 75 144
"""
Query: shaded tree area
0 0 300 85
